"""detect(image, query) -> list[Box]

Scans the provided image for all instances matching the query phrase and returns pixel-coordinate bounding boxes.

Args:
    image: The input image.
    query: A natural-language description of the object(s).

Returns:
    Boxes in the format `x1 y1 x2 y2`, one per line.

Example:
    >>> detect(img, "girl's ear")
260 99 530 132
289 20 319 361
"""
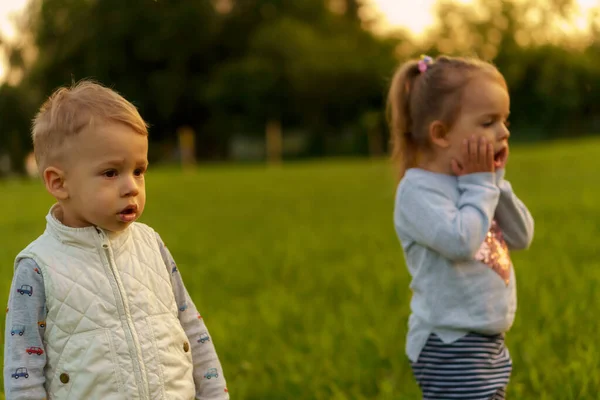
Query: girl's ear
428 120 451 148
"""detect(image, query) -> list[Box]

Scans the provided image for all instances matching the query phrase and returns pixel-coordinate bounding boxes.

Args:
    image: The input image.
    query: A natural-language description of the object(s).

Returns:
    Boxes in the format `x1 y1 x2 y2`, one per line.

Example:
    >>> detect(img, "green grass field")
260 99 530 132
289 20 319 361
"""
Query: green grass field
1 137 599 399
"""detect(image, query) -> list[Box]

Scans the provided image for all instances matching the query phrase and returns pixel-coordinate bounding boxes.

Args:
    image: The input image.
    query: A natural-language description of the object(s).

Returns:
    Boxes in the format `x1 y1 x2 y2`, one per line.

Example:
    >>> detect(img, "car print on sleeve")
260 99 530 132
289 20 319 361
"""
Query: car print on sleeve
12 367 29 379
204 368 218 380
26 346 44 356
10 325 25 336
17 284 33 296
198 332 210 344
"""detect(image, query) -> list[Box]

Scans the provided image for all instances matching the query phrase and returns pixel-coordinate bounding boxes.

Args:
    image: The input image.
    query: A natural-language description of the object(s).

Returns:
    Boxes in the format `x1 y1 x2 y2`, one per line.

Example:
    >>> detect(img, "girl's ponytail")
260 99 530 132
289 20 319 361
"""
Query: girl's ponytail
387 60 422 181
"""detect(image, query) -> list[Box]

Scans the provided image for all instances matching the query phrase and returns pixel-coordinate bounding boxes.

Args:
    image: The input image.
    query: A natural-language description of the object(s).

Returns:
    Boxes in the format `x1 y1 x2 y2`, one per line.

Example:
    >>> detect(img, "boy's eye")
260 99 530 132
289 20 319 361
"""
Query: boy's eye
134 168 146 177
482 121 493 127
103 170 117 178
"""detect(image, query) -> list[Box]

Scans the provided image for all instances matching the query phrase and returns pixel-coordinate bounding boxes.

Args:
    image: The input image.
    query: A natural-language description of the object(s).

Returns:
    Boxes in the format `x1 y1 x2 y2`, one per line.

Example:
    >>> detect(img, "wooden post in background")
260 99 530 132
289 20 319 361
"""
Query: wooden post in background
364 111 384 158
266 119 282 165
367 126 384 157
178 126 196 169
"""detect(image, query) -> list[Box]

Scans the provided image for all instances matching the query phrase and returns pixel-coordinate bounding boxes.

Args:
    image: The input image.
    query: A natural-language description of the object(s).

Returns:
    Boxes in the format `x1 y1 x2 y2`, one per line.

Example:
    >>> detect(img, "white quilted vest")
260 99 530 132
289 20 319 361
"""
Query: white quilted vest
15 205 195 400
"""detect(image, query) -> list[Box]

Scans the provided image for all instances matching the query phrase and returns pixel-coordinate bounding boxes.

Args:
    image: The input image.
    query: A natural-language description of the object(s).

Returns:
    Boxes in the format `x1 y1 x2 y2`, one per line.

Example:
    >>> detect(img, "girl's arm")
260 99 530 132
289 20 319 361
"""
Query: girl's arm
395 172 500 261
494 169 535 250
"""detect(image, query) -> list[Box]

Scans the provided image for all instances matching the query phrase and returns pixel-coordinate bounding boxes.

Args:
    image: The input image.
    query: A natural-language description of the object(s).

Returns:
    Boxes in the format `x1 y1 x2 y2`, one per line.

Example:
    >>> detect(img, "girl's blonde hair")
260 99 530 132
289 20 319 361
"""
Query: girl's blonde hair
32 79 149 174
386 55 505 181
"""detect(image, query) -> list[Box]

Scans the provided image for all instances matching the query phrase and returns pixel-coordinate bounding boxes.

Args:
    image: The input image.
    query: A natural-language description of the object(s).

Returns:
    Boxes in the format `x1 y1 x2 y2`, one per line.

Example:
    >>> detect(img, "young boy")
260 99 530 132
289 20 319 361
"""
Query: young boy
3 81 229 399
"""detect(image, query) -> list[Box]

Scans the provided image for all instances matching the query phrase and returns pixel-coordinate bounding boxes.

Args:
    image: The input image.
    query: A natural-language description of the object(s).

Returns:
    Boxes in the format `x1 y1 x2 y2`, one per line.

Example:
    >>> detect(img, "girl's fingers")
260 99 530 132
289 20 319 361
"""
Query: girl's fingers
479 138 487 165
488 143 494 169
451 158 462 175
469 136 478 161
459 136 495 173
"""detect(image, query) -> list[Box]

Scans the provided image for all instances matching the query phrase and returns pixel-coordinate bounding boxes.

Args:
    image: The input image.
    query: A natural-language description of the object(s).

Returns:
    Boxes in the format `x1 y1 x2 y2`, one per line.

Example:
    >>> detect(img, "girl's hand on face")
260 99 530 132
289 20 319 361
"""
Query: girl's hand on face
451 136 495 176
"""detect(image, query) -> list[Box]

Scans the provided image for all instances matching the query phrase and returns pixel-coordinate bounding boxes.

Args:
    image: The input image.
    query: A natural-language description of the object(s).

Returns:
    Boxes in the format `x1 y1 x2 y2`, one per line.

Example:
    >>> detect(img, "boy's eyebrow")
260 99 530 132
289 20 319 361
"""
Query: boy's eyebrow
97 158 149 167
97 158 126 167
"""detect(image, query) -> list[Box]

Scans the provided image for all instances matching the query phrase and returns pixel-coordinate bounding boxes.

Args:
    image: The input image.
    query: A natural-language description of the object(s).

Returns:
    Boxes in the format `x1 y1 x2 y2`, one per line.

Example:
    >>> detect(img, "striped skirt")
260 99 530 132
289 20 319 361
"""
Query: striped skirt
410 333 512 400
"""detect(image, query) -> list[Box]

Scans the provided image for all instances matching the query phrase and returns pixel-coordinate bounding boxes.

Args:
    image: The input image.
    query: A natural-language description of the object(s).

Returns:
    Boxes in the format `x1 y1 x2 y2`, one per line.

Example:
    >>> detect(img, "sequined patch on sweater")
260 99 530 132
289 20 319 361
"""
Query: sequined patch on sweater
474 220 511 285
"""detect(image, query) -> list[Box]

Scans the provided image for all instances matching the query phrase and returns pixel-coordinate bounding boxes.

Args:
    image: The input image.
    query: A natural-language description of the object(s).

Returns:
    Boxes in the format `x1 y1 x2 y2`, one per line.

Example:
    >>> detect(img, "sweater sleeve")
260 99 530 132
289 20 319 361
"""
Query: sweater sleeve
3 258 47 400
494 168 535 250
395 172 500 261
155 233 229 400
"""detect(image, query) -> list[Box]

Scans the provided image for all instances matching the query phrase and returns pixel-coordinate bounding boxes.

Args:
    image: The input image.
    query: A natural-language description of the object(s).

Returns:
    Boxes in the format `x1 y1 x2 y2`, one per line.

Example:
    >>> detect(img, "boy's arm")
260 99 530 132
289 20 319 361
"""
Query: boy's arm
4 258 47 400
155 233 229 400
395 172 500 261
494 169 535 250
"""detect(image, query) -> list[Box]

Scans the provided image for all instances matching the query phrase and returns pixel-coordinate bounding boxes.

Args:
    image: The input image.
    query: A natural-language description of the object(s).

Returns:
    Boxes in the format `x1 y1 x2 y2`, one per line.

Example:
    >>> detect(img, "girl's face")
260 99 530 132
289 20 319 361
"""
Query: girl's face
445 76 511 170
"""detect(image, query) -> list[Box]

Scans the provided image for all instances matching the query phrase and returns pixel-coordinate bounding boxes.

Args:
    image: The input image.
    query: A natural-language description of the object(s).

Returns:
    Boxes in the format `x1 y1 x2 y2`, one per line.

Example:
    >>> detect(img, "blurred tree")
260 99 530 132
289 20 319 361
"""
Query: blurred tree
1 0 597 168
5 0 220 157
206 0 396 157
0 84 33 173
418 0 600 139
1 0 396 162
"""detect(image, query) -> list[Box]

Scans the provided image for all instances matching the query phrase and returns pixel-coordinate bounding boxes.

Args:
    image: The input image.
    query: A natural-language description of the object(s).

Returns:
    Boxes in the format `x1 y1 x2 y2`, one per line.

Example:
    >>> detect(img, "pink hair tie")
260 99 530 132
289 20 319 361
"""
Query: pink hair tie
418 55 433 73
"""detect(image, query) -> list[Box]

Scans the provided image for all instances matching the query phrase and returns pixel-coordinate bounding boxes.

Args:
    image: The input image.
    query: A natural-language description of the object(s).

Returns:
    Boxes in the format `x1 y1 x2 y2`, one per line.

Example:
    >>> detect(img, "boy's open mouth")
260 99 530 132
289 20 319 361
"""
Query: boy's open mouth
118 205 138 222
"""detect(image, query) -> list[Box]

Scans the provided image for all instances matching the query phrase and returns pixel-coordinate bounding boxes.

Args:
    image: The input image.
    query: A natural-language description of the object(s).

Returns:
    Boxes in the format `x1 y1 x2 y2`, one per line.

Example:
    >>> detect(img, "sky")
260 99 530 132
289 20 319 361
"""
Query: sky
0 0 27 41
367 0 451 35
0 0 27 80
368 0 598 35
0 0 598 79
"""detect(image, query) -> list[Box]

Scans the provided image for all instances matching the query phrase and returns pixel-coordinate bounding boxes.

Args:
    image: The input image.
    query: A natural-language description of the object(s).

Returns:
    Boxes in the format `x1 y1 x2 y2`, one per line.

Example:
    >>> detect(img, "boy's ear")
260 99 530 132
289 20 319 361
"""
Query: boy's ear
43 167 69 200
428 120 451 148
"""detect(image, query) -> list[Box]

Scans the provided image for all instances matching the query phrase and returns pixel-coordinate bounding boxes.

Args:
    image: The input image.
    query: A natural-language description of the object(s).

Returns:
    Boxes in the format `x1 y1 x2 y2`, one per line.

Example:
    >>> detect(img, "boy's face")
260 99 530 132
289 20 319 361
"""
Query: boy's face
56 122 148 232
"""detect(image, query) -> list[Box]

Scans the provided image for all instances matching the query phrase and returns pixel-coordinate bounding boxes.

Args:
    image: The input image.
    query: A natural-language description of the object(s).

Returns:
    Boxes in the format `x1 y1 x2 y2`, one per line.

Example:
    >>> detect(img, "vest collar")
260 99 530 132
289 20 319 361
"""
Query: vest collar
45 204 132 251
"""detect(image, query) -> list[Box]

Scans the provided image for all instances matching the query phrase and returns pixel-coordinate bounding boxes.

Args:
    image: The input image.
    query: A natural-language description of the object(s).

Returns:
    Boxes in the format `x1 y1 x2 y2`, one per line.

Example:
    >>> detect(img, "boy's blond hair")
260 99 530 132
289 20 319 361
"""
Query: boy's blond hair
32 79 149 174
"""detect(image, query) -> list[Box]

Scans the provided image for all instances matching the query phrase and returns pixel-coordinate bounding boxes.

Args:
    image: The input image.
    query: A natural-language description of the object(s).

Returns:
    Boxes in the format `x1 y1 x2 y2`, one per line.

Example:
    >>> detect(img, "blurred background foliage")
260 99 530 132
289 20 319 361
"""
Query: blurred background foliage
0 0 598 173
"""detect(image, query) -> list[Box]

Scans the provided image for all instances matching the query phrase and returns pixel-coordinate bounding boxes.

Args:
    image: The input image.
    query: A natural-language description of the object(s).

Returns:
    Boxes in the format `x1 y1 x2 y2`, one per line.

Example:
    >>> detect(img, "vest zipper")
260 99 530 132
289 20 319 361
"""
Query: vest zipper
97 228 150 399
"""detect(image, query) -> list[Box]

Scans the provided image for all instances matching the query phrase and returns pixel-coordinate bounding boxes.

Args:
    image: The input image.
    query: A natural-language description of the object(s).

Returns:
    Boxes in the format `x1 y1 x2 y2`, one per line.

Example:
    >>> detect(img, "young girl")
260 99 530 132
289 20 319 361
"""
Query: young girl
388 55 534 399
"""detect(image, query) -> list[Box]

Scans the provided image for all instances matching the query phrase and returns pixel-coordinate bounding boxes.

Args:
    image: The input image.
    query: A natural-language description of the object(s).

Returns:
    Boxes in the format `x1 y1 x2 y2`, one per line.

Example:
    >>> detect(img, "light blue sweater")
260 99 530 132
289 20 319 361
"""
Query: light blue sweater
394 168 534 362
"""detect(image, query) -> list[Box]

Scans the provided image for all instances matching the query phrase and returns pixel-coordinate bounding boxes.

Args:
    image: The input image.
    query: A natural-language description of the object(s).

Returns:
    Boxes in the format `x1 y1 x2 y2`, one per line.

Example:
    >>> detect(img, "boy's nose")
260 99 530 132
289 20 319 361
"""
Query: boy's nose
122 178 140 197
126 186 139 197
